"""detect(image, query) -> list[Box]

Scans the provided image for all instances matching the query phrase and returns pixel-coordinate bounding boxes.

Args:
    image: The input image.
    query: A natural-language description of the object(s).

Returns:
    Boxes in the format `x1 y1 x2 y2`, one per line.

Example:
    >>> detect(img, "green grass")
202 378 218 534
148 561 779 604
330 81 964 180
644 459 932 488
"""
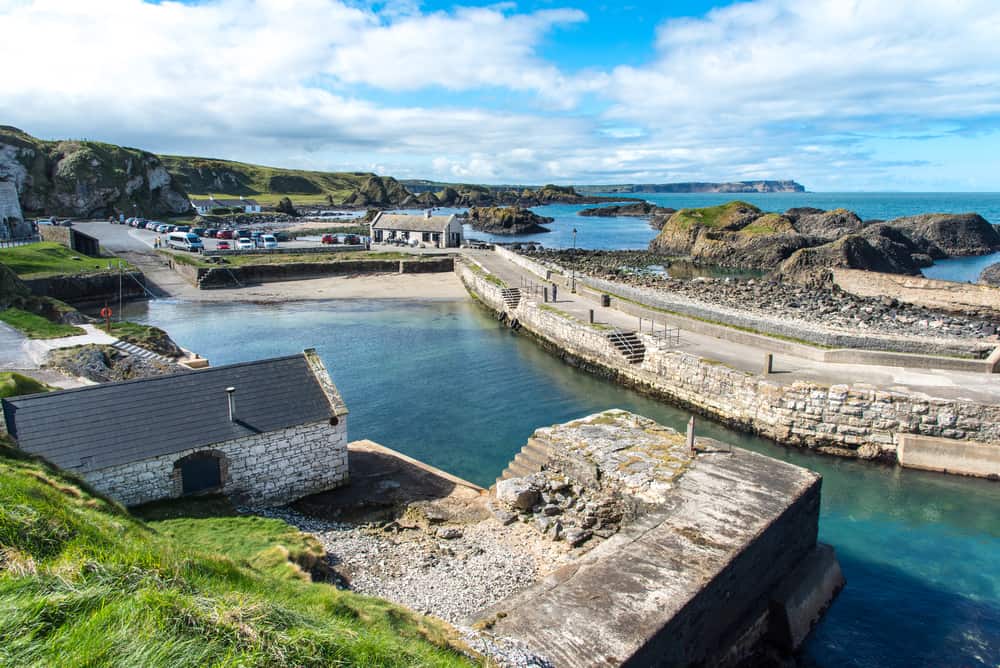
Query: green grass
0 373 55 399
739 213 795 236
0 308 84 339
0 439 475 668
666 201 761 232
466 261 506 287
0 242 128 279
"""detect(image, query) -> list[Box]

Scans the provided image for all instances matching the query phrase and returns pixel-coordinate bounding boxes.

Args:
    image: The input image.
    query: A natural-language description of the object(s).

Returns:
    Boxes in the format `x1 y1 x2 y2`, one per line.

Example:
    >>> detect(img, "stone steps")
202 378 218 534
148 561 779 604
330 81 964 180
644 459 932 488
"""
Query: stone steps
496 438 552 484
111 340 174 365
606 330 645 364
501 287 522 310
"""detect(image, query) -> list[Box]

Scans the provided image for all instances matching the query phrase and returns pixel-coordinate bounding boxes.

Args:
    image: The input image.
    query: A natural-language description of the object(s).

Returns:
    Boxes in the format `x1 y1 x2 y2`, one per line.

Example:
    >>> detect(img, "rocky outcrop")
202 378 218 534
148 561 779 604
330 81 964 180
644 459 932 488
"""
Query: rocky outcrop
885 213 1000 256
649 201 764 255
979 263 1000 287
786 208 864 241
775 226 934 285
465 206 553 235
45 344 175 382
0 262 30 307
578 202 676 218
341 175 412 207
421 183 632 209
0 126 191 218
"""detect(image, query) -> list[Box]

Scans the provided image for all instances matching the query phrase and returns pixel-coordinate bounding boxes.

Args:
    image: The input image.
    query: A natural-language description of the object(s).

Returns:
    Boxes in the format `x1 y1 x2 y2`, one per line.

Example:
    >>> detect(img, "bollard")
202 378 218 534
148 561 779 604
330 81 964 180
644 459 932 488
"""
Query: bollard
589 309 594 324
686 416 696 451
543 287 549 303
551 283 558 302
764 353 773 375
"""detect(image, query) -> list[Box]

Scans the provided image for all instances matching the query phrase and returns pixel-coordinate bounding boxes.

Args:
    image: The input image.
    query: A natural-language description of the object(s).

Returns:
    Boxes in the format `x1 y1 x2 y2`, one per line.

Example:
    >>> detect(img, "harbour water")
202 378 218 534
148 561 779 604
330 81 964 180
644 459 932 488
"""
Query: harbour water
447 192 1000 283
122 297 1000 667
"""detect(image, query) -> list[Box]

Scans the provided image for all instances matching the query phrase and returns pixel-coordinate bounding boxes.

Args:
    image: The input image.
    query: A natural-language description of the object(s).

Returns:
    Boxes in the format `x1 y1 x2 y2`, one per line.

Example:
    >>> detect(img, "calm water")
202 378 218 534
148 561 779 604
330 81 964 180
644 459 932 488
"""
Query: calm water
121 297 1000 667
413 192 1000 282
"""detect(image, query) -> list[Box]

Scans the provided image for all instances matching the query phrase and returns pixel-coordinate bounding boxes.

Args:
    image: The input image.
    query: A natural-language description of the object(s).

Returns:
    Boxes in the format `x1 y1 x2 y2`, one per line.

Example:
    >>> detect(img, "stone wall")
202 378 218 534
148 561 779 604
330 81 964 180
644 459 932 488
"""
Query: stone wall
84 418 349 506
833 268 1000 313
22 270 147 305
458 262 1000 466
494 245 553 280
173 256 454 288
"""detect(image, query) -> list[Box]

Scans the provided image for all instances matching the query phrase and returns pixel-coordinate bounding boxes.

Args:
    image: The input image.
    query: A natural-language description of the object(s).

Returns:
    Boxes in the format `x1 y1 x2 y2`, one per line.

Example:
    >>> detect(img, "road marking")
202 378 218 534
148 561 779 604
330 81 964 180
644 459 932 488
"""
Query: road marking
128 229 157 249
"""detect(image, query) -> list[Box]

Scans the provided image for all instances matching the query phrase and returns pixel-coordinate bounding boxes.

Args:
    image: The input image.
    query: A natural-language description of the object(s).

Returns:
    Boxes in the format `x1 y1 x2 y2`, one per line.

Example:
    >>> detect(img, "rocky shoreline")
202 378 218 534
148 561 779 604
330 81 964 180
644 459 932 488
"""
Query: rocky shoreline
464 206 553 235
525 250 1000 345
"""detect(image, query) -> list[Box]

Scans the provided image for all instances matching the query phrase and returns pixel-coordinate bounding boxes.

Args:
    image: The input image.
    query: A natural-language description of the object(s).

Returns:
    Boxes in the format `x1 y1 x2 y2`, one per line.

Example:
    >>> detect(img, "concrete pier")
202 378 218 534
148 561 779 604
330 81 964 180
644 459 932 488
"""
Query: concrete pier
475 411 843 667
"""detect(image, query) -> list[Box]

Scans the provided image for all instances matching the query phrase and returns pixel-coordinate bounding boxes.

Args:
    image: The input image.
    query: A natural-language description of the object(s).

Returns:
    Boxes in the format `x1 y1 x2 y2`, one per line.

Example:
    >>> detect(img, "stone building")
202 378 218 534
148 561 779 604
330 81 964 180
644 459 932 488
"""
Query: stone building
371 211 464 248
190 196 262 215
1 349 349 506
0 179 31 239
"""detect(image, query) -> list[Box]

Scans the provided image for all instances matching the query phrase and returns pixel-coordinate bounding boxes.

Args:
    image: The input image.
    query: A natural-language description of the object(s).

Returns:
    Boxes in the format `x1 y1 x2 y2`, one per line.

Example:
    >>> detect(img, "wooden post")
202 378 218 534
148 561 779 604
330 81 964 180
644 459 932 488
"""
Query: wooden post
589 309 594 324
764 353 774 375
543 287 549 303
686 416 696 451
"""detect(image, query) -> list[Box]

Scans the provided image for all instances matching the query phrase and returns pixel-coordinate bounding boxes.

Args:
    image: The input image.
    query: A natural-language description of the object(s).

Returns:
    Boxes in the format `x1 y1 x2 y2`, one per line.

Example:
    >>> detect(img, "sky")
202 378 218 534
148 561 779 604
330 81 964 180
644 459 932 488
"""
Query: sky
1 0 999 190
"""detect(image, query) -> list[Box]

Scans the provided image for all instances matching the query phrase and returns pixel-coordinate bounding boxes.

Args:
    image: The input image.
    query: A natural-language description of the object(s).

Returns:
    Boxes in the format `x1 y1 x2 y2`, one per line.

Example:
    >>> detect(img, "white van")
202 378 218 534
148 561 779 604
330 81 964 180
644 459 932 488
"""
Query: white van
258 234 278 249
167 231 204 252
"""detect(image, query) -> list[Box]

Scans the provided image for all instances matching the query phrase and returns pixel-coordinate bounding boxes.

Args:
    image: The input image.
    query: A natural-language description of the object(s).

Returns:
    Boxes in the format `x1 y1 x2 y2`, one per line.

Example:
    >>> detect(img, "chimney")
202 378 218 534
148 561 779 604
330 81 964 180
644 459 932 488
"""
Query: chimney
226 387 236 422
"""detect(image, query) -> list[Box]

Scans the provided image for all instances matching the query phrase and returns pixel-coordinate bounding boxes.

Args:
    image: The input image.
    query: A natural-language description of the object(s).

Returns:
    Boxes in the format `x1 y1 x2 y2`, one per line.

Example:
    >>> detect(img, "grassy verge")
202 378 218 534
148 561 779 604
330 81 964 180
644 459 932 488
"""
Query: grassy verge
0 308 85 339
0 440 475 667
0 242 129 279
0 372 55 399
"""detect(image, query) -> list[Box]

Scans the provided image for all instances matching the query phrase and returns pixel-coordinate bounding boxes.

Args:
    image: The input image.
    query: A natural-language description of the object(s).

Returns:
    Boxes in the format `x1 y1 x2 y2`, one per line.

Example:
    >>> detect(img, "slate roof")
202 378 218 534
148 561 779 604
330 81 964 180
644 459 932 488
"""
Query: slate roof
371 212 454 233
2 353 345 473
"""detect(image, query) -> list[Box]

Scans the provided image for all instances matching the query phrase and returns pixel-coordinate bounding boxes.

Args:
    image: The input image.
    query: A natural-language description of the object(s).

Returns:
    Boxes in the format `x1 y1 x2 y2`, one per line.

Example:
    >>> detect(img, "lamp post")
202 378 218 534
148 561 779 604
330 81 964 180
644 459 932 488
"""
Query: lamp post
571 228 577 293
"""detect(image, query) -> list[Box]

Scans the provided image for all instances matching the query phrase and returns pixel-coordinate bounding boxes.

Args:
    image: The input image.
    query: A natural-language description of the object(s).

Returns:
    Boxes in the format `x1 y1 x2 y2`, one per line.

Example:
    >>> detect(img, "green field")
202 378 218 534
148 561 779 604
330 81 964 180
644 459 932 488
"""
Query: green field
0 438 475 667
0 307 85 339
0 242 128 279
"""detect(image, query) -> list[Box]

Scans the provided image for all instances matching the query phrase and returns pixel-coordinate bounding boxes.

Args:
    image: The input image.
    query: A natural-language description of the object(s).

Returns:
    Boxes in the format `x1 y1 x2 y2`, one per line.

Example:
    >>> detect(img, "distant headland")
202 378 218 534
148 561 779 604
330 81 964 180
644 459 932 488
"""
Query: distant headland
574 180 806 194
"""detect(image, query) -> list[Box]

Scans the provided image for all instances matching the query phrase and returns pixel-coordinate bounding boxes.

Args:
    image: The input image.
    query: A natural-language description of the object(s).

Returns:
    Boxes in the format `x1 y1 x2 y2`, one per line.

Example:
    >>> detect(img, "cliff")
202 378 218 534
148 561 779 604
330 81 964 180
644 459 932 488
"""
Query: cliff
0 126 191 218
160 155 412 208
402 182 633 208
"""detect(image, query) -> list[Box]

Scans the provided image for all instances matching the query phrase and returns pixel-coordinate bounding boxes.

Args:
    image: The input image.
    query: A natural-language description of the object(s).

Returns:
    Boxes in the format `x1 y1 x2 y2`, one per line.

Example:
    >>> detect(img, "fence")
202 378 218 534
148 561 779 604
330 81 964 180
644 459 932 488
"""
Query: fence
0 235 40 248
637 316 681 346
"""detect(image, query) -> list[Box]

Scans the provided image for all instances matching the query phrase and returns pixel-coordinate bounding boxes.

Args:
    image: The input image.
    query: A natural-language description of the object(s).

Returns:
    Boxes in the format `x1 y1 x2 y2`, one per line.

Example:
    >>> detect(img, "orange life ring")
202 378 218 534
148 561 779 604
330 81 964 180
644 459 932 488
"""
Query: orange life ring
100 306 113 318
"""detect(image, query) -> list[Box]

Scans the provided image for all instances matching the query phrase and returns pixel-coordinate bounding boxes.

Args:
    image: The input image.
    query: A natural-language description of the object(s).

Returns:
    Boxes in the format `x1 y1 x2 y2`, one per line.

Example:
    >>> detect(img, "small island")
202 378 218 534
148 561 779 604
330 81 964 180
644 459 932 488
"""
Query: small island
463 206 553 235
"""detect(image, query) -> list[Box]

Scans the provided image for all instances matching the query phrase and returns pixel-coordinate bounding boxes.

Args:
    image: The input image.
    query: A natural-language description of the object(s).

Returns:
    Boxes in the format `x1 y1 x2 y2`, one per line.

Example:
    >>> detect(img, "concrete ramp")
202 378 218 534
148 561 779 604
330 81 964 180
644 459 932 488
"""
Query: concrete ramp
897 434 1000 479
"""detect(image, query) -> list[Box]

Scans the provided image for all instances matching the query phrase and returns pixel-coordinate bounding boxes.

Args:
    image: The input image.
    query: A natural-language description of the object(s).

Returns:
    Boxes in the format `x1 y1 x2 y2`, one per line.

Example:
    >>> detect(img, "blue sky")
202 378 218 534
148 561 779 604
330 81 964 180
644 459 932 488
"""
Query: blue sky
1 0 999 190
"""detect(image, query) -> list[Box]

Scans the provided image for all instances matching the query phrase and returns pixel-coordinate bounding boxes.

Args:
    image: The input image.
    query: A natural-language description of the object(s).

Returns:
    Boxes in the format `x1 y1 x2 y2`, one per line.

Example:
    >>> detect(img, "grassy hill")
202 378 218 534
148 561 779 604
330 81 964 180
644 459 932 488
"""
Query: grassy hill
159 155 408 207
0 438 475 667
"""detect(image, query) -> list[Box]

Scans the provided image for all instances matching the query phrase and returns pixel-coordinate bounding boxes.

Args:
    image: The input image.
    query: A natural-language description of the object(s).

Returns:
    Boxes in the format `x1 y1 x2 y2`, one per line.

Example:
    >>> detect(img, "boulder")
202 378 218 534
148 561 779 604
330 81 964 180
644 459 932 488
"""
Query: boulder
787 208 864 241
495 477 540 511
885 213 1000 256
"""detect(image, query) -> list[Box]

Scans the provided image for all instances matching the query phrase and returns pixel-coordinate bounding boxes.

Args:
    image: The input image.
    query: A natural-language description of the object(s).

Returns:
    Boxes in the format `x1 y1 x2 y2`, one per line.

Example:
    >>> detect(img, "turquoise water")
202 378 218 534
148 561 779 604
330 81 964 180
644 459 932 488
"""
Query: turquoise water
922 251 1000 283
446 192 1000 282
121 297 1000 667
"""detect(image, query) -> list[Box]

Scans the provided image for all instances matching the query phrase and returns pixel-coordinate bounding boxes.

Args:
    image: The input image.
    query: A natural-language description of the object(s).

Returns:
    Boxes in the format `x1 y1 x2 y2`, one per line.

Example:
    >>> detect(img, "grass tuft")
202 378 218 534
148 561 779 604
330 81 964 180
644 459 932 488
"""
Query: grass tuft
0 308 85 339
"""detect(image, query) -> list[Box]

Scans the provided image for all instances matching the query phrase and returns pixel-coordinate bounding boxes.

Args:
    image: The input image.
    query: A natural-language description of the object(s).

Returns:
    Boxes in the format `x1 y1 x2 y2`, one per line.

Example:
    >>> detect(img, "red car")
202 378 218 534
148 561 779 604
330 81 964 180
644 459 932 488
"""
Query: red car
217 229 234 239
216 240 231 250
321 234 339 245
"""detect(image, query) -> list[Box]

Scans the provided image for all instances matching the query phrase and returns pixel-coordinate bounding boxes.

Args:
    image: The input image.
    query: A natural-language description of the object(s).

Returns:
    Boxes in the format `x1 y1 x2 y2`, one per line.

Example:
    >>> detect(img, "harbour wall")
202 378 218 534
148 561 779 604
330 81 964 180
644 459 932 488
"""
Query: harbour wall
22 270 148 305
169 256 454 288
459 261 1000 475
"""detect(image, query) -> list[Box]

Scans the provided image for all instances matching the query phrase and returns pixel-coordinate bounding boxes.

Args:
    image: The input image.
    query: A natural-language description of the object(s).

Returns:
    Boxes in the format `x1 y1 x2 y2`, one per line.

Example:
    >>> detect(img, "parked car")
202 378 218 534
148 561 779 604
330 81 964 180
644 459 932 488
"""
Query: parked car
321 234 338 245
203 228 217 238
217 229 234 239
191 227 206 237
257 234 278 249
344 234 361 245
174 225 190 233
216 240 231 250
235 238 255 250
236 229 251 239
156 224 170 233
167 231 204 252
273 231 290 242
146 222 158 231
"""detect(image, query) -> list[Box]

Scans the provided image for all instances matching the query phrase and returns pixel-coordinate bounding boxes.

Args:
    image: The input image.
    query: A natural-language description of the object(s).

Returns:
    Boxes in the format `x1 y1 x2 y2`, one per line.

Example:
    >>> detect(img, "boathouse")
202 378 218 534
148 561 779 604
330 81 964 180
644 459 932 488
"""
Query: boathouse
1 349 348 506
370 211 464 248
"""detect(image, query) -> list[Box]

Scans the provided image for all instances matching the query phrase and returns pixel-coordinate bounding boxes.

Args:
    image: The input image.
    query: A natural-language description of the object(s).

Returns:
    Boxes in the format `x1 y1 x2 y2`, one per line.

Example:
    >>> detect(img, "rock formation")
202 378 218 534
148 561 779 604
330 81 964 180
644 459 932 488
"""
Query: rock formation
341 175 412 207
979 263 1000 286
578 202 676 218
465 206 553 234
785 207 865 241
884 213 1000 256
0 126 191 218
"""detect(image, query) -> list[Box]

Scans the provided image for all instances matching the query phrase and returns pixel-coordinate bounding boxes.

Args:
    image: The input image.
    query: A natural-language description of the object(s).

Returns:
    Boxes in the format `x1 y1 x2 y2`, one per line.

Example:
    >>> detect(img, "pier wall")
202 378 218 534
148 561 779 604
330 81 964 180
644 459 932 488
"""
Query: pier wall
459 262 1000 473
170 256 454 288
22 270 147 305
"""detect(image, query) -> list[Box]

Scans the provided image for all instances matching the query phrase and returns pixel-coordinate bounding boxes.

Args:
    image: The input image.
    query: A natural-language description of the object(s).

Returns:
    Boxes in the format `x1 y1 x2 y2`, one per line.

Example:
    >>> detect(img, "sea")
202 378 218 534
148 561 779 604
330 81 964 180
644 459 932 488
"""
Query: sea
119 297 1000 668
435 192 1000 283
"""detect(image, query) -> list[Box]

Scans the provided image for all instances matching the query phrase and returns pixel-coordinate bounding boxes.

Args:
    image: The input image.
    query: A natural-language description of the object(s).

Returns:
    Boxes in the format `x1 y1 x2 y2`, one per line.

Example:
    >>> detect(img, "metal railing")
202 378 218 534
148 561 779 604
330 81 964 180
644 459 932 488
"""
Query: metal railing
637 317 681 346
0 235 41 248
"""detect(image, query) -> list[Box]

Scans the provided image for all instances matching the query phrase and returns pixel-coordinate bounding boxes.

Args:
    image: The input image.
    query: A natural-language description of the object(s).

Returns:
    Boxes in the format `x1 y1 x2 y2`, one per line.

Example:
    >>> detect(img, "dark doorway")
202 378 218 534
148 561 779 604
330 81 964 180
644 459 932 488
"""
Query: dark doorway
179 453 222 494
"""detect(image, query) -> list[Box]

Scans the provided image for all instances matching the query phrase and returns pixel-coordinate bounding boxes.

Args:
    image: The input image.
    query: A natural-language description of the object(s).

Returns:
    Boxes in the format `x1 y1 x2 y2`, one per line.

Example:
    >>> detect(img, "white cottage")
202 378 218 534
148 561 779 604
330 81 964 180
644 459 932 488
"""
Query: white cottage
370 211 464 248
190 196 262 215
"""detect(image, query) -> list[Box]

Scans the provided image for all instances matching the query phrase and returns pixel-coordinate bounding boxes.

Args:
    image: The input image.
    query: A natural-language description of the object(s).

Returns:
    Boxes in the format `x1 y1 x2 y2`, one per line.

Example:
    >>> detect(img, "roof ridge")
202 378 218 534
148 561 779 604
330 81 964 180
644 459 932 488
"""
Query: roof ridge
3 353 309 403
